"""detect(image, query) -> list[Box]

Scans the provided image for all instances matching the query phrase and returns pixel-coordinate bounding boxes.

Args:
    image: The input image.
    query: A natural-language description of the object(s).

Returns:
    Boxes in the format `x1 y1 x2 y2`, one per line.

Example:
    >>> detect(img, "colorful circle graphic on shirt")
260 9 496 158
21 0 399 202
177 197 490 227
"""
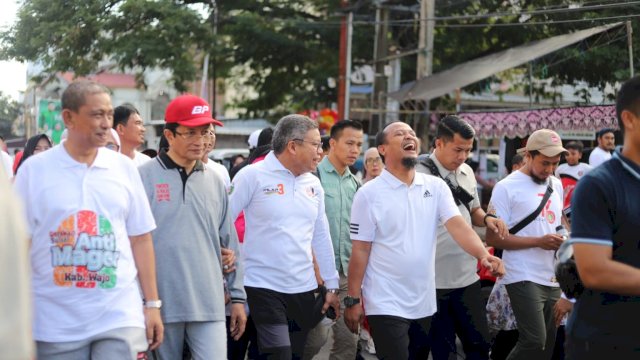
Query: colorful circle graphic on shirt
50 210 119 289
546 211 556 224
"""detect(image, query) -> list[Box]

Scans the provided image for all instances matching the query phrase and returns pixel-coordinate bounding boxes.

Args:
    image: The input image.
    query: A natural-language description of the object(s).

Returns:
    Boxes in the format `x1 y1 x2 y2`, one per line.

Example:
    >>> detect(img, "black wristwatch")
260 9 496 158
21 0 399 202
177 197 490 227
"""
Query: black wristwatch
344 296 360 308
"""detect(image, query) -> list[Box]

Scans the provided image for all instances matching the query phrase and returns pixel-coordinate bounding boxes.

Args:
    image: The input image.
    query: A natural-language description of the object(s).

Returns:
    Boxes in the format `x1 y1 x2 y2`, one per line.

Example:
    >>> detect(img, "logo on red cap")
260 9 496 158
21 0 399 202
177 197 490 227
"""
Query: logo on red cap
165 94 223 127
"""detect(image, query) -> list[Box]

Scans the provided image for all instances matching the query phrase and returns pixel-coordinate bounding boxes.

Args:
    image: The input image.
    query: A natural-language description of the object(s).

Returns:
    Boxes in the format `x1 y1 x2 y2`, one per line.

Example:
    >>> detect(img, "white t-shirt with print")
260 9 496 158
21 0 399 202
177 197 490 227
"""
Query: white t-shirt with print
488 171 563 287
555 162 592 180
350 170 460 319
13 144 156 342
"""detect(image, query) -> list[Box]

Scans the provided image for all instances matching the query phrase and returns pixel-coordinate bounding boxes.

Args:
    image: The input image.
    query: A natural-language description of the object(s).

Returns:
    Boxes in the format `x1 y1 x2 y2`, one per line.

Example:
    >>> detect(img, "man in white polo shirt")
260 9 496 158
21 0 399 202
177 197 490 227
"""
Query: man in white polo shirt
230 114 340 359
344 121 504 360
113 103 151 166
486 129 567 360
14 80 163 359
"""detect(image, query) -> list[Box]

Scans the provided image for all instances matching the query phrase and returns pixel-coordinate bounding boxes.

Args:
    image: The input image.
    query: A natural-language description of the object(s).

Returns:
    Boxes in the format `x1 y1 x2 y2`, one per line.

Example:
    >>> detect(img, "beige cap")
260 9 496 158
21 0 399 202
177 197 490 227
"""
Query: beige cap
525 129 567 157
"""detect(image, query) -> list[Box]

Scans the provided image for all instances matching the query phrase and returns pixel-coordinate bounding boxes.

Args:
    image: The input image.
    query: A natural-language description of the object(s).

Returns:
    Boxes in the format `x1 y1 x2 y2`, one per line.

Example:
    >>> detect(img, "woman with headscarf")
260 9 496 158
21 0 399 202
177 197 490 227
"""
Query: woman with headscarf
15 134 52 174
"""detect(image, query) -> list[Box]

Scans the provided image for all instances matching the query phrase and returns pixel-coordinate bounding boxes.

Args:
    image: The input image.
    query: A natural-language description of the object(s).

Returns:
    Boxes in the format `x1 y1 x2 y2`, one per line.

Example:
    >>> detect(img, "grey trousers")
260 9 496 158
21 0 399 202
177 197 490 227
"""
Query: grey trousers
303 274 358 360
505 281 561 360
36 327 147 360
157 321 227 360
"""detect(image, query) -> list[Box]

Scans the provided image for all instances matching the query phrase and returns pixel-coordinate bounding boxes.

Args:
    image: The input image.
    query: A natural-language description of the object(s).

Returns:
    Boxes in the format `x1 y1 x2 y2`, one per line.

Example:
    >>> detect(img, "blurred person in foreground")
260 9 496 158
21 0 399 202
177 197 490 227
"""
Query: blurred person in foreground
567 76 640 359
0 164 34 358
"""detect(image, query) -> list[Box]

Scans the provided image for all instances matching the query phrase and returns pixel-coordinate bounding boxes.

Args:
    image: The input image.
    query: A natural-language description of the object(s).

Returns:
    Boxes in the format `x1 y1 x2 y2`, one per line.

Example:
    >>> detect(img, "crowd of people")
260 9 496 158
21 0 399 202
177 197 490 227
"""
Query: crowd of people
2 76 640 360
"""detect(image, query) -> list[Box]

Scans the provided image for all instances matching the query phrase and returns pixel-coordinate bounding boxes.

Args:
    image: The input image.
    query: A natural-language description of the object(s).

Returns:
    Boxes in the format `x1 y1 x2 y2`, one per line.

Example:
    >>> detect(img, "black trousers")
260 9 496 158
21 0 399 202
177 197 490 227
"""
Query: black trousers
245 286 323 360
367 314 432 360
227 315 265 360
566 335 640 360
429 281 491 360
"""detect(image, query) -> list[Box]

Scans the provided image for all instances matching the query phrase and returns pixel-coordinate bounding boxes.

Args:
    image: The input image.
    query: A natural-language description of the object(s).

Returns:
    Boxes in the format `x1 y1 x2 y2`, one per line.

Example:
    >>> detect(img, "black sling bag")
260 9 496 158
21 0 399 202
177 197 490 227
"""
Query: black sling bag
493 182 553 258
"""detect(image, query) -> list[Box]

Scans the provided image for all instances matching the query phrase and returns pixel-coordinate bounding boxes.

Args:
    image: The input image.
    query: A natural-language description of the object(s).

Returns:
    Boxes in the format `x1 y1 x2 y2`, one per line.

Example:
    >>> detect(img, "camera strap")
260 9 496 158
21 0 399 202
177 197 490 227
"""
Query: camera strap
421 157 471 214
508 182 554 235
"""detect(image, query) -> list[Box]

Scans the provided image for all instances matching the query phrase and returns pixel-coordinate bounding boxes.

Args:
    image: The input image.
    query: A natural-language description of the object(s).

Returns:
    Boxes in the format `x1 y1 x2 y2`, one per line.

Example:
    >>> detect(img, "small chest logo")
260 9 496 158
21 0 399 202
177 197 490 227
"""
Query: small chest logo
263 184 285 195
306 186 318 198
424 189 432 198
155 183 171 202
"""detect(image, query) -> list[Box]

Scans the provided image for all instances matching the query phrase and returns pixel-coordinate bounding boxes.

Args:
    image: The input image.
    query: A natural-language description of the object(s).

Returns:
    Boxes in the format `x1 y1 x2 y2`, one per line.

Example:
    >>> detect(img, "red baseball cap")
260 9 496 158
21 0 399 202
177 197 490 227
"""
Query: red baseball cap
165 94 223 127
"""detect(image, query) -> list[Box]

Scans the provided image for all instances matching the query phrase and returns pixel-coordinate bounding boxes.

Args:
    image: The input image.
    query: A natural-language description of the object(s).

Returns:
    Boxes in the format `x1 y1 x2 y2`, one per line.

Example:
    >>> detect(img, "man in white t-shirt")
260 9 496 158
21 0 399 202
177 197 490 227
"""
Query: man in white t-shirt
588 128 615 167
229 114 340 359
345 121 504 360
13 81 163 359
555 140 592 216
113 104 151 166
487 129 568 360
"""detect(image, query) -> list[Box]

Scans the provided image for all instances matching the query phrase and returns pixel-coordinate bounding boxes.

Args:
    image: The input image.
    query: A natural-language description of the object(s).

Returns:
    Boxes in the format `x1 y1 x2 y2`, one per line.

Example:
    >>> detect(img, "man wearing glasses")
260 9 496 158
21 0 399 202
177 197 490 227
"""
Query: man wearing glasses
230 114 340 359
138 94 246 359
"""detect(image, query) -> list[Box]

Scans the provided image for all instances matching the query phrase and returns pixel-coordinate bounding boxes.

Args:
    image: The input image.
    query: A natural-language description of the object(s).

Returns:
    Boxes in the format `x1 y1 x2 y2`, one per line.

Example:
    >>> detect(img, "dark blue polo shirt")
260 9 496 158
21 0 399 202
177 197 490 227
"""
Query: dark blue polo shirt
567 149 640 347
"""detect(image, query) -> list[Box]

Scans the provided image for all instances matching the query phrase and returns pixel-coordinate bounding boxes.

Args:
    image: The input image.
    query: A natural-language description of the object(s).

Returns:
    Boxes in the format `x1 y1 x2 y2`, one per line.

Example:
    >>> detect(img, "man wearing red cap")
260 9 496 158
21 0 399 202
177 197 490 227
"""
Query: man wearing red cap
138 94 246 359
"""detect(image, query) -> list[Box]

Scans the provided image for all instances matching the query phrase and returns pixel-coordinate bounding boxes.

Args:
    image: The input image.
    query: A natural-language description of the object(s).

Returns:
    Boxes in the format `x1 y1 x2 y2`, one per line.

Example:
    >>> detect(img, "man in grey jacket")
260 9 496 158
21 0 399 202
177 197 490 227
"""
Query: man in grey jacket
138 94 246 359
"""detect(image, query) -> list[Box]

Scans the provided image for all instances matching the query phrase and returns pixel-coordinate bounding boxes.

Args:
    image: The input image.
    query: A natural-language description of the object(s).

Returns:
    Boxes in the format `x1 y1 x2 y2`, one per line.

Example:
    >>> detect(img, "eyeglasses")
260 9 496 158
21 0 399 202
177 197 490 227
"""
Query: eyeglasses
293 138 323 152
366 157 382 165
174 130 215 140
105 143 120 151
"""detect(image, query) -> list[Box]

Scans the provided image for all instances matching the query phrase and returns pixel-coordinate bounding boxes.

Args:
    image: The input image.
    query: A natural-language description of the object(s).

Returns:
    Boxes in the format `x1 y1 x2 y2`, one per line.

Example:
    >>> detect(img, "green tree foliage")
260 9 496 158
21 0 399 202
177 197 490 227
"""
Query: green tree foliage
2 0 635 118
0 0 351 118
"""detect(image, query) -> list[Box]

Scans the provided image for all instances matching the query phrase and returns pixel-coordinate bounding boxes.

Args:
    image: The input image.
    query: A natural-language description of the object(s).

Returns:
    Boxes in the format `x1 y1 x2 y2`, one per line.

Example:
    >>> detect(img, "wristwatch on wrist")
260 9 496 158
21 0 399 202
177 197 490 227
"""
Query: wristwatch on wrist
483 213 498 226
327 288 339 294
343 296 360 308
143 299 162 309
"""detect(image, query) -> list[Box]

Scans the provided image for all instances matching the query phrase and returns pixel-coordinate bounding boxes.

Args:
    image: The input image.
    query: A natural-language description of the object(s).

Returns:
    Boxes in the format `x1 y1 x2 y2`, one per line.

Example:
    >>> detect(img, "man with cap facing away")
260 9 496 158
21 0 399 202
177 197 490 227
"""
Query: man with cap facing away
137 94 246 360
486 129 568 360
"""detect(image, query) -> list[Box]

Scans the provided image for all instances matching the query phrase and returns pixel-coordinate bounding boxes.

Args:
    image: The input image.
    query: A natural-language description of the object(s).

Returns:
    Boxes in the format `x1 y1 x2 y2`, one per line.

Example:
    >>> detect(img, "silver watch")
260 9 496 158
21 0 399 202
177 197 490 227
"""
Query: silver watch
144 299 162 309
327 288 339 294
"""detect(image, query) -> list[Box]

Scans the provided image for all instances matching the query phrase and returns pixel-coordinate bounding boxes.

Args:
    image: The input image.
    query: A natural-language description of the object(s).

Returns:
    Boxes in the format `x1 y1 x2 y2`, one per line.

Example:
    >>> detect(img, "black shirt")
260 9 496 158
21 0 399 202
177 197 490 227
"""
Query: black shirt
568 149 640 347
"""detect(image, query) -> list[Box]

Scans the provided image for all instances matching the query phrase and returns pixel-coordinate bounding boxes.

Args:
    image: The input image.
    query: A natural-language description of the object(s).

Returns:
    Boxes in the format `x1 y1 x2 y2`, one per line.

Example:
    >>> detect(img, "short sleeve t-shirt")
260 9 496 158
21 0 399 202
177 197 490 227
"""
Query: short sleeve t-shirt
350 170 460 319
588 147 611 167
488 171 563 287
555 162 592 210
568 151 640 347
13 144 156 342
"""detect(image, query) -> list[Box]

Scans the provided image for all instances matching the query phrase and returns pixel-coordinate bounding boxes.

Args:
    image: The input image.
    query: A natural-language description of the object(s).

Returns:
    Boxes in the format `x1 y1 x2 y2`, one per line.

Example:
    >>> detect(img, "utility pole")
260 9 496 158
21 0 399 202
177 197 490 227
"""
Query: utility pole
338 0 352 120
372 2 389 135
627 21 634 77
416 0 434 79
416 0 435 148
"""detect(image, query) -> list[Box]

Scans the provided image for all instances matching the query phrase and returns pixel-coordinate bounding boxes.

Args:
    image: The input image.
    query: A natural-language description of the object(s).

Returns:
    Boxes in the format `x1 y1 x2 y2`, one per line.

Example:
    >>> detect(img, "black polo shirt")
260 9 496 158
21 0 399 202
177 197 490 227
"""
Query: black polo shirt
568 149 640 347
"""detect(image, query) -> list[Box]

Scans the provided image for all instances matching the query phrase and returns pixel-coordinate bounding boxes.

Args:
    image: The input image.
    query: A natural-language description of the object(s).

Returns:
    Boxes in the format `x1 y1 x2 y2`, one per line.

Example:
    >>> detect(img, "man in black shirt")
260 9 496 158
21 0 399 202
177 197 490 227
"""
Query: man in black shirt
568 76 640 358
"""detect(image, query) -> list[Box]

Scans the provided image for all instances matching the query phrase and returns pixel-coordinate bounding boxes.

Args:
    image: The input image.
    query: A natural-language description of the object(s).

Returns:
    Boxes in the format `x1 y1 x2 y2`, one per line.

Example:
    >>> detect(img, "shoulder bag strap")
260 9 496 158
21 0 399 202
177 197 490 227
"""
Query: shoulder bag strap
508 183 554 235
421 157 471 214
